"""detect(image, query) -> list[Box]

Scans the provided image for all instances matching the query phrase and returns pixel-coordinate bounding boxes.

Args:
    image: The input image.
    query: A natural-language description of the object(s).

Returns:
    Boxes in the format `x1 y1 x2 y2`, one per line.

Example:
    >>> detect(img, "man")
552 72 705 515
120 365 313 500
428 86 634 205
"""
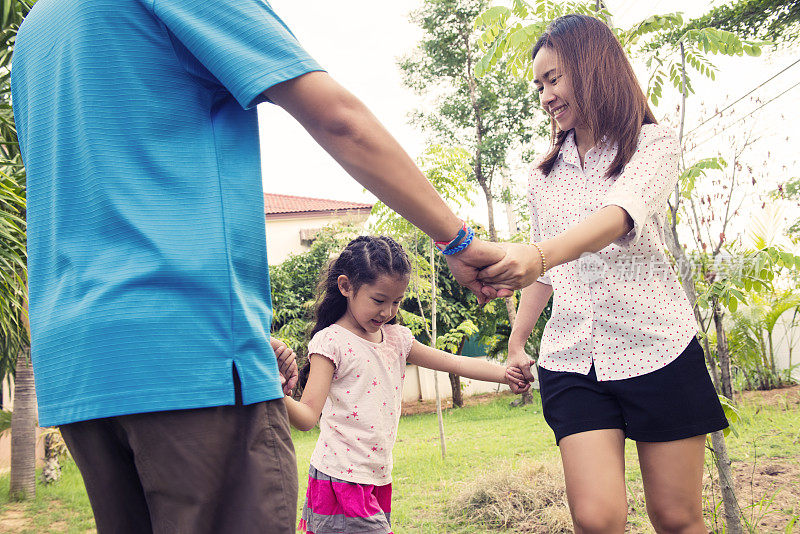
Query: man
12 1 515 532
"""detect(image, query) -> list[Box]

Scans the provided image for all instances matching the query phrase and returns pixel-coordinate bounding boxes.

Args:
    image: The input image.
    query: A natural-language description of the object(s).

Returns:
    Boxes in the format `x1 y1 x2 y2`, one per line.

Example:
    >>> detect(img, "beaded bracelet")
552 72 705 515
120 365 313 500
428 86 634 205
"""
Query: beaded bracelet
531 242 548 274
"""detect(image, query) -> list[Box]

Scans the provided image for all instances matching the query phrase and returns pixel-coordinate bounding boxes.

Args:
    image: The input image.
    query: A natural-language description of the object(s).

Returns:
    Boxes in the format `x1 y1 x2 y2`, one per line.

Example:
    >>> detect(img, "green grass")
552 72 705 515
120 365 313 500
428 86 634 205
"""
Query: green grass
294 393 556 532
2 390 799 533
0 460 95 533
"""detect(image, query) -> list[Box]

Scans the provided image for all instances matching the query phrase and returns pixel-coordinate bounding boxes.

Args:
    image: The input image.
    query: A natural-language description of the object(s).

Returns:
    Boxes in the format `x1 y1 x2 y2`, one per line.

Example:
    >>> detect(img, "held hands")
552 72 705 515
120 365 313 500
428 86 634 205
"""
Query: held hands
505 365 531 394
476 243 544 292
507 348 536 384
444 238 514 305
270 337 298 395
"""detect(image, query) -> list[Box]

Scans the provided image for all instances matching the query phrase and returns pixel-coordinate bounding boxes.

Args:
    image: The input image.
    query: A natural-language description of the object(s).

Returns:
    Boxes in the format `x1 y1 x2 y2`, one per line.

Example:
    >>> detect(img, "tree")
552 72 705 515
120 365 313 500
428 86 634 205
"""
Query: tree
372 144 480 456
1 0 35 501
775 176 800 242
400 0 540 239
673 0 800 44
728 290 800 390
400 0 545 406
373 144 480 408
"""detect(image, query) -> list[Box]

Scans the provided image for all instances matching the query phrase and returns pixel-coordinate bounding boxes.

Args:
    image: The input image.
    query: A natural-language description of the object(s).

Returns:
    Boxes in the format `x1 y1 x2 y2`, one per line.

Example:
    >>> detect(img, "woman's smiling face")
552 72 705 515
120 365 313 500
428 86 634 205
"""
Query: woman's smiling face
533 46 579 133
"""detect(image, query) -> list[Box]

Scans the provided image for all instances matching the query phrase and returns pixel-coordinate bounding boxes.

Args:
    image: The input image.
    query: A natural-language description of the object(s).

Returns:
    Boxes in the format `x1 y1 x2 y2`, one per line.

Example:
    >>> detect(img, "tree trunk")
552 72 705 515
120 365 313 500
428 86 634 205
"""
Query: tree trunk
448 340 468 408
702 336 722 393
430 242 446 459
42 430 62 485
479 179 497 242
9 350 36 501
663 226 721 389
709 430 744 534
711 298 734 400
664 199 741 528
448 373 463 408
501 174 518 236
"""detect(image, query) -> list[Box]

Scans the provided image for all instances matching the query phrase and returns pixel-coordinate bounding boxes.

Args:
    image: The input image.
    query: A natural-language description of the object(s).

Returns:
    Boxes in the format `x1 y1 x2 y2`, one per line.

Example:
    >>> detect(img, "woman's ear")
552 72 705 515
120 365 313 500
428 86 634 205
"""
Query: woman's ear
337 275 352 298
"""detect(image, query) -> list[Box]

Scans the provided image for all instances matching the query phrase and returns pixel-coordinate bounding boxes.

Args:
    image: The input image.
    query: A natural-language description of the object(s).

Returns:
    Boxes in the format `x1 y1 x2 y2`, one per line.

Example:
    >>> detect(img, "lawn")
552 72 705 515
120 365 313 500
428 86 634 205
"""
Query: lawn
2 387 799 533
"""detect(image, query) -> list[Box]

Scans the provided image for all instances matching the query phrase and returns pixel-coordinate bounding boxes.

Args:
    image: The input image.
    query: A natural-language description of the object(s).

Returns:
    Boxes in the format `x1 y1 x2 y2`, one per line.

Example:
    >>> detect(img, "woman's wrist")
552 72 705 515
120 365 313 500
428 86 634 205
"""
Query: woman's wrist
538 239 559 271
507 335 527 356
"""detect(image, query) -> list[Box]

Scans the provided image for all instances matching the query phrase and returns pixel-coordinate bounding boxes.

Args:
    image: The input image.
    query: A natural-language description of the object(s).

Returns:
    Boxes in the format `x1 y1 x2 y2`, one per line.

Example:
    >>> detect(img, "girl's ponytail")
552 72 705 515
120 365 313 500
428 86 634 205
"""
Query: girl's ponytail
297 235 410 390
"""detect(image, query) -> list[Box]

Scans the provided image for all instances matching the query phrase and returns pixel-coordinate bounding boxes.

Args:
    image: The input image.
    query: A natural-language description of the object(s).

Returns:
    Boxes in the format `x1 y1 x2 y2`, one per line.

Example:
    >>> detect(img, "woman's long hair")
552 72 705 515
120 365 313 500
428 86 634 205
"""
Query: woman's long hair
297 235 411 388
533 14 657 178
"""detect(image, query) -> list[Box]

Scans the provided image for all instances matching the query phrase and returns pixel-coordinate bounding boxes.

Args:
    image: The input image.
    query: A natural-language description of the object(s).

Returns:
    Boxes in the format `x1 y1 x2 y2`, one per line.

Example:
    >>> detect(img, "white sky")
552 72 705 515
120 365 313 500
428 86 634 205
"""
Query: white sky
258 1 800 243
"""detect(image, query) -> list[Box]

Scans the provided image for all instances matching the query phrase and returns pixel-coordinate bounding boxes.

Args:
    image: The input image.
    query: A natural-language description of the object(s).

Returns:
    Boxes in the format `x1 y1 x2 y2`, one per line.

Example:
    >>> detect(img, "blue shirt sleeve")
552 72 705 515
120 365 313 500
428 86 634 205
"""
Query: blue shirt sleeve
153 0 324 109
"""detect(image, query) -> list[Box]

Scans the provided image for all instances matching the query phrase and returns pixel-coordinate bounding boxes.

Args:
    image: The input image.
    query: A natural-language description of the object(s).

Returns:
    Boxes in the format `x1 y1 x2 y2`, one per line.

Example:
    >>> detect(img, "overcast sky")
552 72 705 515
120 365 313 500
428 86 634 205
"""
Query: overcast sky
257 1 799 243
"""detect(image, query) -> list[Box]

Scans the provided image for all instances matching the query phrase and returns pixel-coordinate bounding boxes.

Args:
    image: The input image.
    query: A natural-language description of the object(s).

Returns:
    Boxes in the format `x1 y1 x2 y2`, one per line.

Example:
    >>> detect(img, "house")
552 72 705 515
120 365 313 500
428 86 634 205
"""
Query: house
264 193 373 264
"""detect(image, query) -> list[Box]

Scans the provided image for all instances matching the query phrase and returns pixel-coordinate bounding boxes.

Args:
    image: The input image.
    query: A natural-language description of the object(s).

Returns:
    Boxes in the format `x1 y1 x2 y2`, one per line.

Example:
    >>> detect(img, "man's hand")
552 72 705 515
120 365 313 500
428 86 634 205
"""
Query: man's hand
444 238 514 305
476 243 543 292
270 337 298 395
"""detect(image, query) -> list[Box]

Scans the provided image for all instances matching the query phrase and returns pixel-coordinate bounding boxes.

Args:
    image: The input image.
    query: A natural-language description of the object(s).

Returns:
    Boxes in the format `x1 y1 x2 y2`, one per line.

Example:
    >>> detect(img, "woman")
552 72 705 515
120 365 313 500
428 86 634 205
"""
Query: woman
480 14 728 534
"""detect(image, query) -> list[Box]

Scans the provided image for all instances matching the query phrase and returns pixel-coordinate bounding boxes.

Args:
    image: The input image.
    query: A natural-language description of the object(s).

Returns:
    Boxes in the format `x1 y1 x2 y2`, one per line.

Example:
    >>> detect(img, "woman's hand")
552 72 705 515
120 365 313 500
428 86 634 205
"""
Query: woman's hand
270 337 298 395
505 366 531 394
507 348 536 383
477 243 544 291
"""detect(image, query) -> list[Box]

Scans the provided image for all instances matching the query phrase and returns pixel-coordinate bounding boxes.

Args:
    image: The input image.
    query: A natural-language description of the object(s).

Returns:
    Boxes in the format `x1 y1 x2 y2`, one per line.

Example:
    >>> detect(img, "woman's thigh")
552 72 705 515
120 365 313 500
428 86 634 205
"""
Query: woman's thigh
559 429 628 533
636 435 707 533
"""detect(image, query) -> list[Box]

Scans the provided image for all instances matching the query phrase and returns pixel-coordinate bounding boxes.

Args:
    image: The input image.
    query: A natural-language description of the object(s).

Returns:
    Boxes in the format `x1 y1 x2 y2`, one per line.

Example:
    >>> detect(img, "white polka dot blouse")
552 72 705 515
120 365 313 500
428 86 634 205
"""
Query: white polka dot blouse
529 123 698 380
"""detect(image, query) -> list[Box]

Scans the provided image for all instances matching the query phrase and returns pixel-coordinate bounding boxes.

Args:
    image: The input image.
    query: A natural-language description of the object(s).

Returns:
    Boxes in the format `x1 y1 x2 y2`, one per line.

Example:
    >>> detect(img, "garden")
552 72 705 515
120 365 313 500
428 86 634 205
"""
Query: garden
2 0 800 533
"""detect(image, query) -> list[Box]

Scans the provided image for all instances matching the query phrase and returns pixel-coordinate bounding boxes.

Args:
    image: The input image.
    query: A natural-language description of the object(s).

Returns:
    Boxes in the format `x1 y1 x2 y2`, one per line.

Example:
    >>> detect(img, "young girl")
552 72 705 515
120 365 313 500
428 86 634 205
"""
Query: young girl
479 14 729 534
284 235 528 534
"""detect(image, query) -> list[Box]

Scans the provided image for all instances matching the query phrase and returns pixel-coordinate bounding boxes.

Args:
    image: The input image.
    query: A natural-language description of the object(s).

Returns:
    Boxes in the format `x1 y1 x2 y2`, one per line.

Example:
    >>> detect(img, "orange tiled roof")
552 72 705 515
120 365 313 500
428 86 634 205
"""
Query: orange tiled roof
264 193 373 216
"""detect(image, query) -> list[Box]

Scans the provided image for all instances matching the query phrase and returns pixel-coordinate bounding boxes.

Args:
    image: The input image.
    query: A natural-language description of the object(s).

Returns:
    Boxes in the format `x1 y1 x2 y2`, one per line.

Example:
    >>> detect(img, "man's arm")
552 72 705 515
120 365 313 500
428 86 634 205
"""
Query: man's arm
264 72 460 241
263 72 512 303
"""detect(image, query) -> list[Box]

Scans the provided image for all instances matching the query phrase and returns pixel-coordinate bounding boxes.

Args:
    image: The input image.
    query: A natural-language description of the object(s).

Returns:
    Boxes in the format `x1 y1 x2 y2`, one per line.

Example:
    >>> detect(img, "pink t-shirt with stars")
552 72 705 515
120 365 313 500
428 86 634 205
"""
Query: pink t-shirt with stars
308 323 413 485
529 123 698 381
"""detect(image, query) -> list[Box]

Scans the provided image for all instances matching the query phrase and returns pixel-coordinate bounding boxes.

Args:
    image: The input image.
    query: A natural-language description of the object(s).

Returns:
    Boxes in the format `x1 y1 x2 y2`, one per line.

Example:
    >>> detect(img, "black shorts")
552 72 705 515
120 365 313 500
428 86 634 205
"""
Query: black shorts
538 337 729 444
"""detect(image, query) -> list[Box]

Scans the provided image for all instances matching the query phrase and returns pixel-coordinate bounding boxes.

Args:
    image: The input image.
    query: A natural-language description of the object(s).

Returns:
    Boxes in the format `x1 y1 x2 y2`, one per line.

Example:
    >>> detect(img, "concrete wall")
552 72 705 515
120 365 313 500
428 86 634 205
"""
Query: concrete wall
772 312 800 381
402 358 511 403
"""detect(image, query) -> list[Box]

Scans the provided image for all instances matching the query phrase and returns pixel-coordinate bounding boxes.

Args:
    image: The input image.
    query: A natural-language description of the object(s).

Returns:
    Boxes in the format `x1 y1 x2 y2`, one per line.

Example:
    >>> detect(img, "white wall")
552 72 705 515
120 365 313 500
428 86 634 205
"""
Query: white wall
265 212 369 265
402 359 512 403
773 312 800 381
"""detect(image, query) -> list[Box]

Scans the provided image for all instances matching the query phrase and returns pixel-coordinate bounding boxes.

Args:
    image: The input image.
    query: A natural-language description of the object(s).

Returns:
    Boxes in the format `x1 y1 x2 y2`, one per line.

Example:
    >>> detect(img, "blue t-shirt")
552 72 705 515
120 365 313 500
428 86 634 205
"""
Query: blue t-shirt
11 0 322 426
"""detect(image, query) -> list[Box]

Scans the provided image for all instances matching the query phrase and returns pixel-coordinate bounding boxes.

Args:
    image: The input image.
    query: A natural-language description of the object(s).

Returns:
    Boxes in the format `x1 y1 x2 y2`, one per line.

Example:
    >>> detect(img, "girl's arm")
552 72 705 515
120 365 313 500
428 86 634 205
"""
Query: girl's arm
507 282 554 380
284 354 335 432
406 341 529 392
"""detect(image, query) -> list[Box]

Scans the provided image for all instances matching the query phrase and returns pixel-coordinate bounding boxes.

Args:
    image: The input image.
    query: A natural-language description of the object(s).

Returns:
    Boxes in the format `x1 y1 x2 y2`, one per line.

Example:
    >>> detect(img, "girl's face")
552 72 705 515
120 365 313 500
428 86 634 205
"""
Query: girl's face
338 273 409 336
533 47 579 132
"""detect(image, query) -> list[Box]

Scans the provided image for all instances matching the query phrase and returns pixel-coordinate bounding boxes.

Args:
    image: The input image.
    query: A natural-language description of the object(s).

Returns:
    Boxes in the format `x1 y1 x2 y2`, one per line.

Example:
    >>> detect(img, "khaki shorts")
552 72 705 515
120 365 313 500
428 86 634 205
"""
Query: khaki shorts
61 398 297 534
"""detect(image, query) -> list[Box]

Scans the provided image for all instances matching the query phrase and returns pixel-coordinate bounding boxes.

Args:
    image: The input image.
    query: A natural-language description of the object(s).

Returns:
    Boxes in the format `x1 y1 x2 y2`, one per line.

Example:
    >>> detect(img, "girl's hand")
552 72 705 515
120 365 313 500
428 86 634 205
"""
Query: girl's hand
507 348 536 383
505 366 531 394
270 337 298 395
477 243 543 290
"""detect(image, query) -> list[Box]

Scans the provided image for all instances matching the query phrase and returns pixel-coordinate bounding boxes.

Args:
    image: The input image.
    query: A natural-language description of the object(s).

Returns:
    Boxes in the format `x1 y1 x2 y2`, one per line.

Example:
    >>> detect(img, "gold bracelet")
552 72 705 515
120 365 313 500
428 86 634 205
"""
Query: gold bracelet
531 242 548 274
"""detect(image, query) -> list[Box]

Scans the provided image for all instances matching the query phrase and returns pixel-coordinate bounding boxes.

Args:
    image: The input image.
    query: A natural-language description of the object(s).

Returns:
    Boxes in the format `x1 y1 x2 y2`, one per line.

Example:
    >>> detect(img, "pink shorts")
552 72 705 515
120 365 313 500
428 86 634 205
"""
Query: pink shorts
298 465 392 534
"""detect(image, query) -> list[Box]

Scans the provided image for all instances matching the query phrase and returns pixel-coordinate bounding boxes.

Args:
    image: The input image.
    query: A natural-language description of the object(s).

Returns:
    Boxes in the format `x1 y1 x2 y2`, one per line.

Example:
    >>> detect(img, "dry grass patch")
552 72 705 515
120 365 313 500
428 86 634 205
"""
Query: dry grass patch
448 460 572 533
